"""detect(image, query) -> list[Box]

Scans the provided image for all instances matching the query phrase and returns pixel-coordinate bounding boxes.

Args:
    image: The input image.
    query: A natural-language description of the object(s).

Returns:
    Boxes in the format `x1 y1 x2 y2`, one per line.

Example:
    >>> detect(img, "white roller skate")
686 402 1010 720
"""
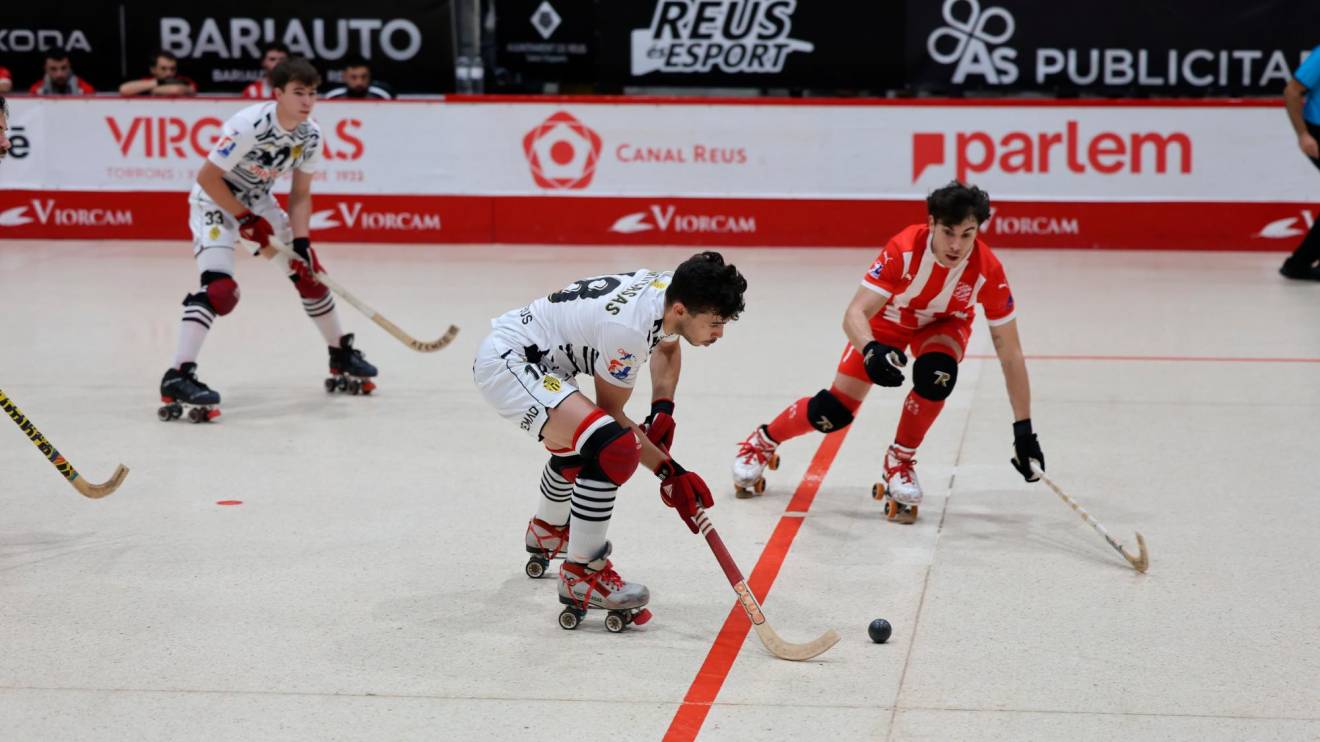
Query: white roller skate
557 541 652 633
732 425 780 498
524 516 569 579
872 444 922 524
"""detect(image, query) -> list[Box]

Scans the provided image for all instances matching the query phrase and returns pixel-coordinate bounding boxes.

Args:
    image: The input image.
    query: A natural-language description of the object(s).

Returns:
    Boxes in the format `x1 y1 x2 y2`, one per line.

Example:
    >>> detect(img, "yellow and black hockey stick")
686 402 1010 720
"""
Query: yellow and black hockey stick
0 387 128 499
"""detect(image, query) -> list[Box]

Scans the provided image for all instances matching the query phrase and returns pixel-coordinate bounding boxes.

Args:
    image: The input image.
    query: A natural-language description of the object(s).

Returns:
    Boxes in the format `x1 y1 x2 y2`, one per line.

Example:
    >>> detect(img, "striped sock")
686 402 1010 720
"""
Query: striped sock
172 297 215 367
567 474 616 563
303 296 344 346
535 458 573 526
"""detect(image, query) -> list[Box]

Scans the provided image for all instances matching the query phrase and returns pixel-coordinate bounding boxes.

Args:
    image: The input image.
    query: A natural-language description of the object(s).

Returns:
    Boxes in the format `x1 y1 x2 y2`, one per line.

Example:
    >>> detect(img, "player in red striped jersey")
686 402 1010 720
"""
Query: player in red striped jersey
732 181 1044 522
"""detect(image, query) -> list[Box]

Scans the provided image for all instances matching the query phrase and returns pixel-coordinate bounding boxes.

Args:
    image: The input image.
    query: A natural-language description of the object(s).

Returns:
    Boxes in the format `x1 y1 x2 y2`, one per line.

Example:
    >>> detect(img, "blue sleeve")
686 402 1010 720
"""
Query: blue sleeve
1295 45 1320 90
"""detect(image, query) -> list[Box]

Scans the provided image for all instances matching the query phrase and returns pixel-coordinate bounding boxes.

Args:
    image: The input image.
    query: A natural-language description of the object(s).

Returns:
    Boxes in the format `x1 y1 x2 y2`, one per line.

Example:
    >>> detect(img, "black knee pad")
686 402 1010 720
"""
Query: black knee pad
577 421 640 485
806 389 855 433
549 453 584 483
912 352 959 401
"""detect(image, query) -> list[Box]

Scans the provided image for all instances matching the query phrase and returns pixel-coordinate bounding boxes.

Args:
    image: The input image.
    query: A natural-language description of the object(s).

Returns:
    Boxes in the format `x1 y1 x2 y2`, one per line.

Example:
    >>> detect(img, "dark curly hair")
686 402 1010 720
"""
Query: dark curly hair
927 180 991 226
666 251 747 320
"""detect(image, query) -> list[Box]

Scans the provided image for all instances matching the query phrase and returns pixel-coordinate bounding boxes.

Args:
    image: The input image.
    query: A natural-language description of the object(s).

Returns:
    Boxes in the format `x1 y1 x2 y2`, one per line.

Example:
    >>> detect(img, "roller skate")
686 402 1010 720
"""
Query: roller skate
872 444 921 524
524 516 569 579
732 425 780 498
157 362 221 423
325 333 377 395
557 541 652 633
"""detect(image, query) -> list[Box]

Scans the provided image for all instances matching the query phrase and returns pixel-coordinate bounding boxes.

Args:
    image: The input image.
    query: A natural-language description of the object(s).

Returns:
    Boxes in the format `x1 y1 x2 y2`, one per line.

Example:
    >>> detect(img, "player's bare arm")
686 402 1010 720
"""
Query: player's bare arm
1285 78 1319 158
649 339 680 402
196 161 248 220
989 318 1031 422
842 285 890 354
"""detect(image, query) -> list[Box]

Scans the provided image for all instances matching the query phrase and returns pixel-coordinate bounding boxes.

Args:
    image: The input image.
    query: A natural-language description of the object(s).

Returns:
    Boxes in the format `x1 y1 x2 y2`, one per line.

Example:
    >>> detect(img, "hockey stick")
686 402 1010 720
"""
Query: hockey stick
1032 463 1149 573
266 238 459 353
0 388 128 499
693 506 841 661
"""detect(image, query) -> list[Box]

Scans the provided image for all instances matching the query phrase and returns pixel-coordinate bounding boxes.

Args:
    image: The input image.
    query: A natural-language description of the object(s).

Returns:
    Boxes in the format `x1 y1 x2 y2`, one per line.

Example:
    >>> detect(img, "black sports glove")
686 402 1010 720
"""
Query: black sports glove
1010 419 1044 482
642 398 676 451
862 341 907 387
291 237 313 263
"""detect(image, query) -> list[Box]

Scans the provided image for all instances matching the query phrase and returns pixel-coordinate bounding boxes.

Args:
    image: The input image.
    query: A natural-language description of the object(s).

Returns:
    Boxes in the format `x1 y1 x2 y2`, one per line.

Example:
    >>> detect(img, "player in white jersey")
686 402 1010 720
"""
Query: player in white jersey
157 57 377 423
474 252 747 631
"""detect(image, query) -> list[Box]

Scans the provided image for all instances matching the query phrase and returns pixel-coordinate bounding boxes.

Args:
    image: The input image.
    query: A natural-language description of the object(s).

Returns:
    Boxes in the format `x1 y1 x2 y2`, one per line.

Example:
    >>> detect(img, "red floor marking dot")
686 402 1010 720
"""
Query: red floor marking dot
216 500 243 506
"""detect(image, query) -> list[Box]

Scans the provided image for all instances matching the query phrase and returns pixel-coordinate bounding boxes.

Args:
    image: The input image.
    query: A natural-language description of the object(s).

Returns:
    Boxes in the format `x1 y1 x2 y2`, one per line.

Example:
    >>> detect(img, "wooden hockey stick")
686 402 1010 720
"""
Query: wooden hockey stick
1032 463 1149 573
693 507 840 661
267 238 459 353
0 388 128 499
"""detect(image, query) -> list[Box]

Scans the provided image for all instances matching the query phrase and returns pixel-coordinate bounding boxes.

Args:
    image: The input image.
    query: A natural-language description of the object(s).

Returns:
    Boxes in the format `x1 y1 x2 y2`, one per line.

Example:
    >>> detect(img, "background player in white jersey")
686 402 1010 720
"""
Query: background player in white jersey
732 182 1045 523
474 252 747 630
158 57 376 422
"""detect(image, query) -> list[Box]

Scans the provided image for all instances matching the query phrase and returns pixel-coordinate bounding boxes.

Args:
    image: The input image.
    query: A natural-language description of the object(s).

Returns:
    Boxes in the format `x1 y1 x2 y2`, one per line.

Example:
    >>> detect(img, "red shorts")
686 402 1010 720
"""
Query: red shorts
837 317 972 383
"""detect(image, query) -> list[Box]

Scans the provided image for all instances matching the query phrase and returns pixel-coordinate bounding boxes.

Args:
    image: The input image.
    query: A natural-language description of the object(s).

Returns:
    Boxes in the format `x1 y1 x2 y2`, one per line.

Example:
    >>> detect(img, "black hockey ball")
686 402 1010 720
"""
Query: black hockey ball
868 618 892 644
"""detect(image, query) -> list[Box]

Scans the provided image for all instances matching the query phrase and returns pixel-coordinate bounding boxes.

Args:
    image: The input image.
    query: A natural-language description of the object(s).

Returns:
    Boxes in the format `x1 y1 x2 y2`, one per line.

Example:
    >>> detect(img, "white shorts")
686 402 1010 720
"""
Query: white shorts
188 193 292 276
473 331 579 439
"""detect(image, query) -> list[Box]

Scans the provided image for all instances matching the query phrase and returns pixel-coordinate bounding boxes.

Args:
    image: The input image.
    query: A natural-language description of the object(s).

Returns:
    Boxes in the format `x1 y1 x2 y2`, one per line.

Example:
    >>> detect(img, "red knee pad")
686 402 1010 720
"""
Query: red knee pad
205 276 241 315
579 421 640 485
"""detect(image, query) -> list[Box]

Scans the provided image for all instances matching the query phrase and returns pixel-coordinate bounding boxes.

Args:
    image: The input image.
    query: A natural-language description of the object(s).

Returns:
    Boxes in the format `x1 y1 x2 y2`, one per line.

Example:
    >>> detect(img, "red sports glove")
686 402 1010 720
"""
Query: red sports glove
287 238 326 292
642 399 676 452
658 461 713 534
235 210 274 249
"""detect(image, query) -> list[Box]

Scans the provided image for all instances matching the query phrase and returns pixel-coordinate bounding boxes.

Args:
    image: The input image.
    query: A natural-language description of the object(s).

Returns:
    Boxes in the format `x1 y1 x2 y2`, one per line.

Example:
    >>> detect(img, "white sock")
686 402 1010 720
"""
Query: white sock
171 300 214 368
536 459 573 526
567 475 615 563
303 295 344 346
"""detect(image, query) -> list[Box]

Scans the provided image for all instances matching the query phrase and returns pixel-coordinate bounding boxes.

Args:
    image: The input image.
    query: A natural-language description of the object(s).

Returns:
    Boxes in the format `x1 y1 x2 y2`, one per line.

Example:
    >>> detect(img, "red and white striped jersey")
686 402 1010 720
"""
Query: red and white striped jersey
861 223 1016 330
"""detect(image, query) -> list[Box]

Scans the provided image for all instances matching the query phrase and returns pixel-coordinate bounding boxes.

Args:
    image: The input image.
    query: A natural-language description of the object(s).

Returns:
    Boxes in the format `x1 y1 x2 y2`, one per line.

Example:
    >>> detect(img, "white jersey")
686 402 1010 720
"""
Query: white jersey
490 269 678 389
190 102 322 208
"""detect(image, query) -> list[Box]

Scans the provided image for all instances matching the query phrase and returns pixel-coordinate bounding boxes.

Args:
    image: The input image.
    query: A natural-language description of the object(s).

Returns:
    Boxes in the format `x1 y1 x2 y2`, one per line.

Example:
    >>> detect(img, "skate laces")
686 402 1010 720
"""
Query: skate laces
737 430 774 465
886 448 916 483
528 520 568 558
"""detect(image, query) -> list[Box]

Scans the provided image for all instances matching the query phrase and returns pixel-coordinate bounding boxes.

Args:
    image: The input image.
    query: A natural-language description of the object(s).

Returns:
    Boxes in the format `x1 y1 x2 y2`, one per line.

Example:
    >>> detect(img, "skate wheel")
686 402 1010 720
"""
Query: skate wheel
605 612 626 633
336 377 348 391
632 608 652 626
753 478 766 495
156 406 171 422
348 379 361 395
525 557 547 579
558 608 581 631
187 407 204 423
767 453 780 471
324 378 336 393
872 483 886 501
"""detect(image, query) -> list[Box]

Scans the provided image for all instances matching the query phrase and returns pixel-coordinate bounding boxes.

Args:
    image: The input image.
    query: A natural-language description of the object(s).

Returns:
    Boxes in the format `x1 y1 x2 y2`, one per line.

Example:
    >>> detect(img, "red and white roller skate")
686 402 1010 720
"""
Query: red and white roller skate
557 541 652 633
872 444 921 524
732 425 780 498
524 516 569 579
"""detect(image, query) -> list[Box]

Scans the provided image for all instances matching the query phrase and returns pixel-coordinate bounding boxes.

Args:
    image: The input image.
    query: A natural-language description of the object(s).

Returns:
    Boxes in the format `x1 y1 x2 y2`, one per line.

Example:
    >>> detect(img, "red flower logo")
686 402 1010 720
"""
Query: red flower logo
523 111 603 190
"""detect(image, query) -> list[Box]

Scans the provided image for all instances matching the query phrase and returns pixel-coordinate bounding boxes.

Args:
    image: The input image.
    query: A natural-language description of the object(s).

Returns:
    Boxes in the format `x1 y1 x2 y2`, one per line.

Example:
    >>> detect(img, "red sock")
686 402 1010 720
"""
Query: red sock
766 397 813 443
894 391 944 449
765 387 862 444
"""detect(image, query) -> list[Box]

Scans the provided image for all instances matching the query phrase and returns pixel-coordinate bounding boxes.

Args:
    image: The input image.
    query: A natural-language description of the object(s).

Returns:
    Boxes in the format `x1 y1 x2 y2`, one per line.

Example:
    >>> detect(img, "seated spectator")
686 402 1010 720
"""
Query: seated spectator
0 67 12 93
323 57 394 100
29 50 95 95
0 96 10 159
119 50 197 97
242 42 289 98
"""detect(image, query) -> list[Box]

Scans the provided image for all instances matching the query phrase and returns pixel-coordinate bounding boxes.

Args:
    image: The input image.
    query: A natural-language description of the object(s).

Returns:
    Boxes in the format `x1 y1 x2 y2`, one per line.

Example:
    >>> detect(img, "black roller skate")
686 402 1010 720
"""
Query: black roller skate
158 362 221 423
325 333 377 395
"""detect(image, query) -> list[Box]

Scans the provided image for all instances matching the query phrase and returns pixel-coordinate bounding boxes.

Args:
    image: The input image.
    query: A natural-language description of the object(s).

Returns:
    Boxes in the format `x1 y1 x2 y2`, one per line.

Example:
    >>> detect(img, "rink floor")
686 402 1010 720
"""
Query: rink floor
2 239 1319 742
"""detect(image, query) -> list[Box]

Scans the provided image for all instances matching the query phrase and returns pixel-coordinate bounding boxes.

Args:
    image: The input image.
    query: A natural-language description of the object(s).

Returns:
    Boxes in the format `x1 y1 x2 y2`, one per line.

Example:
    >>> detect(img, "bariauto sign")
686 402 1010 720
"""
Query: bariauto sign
925 0 1304 89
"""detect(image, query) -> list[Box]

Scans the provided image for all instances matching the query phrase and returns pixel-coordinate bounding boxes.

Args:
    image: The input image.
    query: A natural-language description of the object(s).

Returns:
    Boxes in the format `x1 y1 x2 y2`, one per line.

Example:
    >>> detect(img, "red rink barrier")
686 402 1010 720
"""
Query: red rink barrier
0 189 1309 250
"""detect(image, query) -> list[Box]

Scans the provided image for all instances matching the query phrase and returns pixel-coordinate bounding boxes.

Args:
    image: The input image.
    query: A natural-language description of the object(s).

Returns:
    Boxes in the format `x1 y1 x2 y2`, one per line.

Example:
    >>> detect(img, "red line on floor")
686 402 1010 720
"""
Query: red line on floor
663 428 850 742
966 353 1320 363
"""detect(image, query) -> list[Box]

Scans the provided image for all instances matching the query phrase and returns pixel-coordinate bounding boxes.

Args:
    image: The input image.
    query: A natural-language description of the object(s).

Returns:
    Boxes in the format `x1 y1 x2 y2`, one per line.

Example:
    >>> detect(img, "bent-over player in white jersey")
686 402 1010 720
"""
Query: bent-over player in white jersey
474 252 747 631
157 57 377 423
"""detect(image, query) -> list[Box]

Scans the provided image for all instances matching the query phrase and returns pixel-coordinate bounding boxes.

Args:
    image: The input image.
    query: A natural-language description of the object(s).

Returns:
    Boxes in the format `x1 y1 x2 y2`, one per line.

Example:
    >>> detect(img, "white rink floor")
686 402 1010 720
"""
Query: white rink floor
2 240 1319 742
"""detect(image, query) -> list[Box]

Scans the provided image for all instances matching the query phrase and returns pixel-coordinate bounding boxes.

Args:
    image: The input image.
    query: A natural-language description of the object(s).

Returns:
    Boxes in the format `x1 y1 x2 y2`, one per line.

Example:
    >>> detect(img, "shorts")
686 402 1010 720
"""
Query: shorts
473 330 579 439
837 317 972 383
188 192 292 276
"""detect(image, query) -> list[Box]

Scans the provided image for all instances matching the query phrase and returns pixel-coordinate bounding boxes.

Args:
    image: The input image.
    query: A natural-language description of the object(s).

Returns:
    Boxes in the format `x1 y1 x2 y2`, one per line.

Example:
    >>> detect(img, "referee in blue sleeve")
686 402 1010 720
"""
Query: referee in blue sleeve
1282 44 1320 280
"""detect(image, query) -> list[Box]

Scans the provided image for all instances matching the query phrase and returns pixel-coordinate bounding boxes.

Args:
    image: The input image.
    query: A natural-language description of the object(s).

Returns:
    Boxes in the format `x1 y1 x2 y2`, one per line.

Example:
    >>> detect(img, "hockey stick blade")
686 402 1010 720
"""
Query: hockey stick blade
753 619 841 662
1032 463 1149 574
265 238 460 353
71 464 130 499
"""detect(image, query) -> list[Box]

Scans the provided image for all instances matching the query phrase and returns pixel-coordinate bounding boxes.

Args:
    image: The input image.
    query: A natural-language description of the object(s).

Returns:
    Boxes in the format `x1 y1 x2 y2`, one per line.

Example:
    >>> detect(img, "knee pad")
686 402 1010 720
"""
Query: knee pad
806 389 855 433
578 421 640 485
912 352 959 401
549 453 584 484
201 271 240 316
